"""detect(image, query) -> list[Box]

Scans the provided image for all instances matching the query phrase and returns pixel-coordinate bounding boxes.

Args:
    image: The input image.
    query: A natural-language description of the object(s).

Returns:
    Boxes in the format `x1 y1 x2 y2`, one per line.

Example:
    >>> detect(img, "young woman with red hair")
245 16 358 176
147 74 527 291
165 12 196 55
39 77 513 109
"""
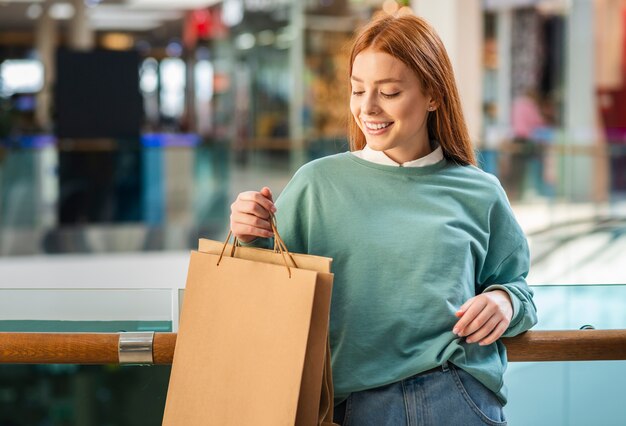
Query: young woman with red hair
230 12 537 425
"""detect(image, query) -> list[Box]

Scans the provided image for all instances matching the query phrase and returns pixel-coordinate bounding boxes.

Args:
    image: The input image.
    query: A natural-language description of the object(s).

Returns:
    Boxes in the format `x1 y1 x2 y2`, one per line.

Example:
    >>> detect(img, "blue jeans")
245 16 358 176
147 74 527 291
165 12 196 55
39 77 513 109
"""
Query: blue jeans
333 363 506 426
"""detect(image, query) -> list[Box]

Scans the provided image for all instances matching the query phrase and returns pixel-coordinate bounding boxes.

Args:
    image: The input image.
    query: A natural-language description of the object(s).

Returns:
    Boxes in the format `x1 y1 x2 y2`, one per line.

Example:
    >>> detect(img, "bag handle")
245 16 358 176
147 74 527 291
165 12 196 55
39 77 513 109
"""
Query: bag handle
217 214 298 277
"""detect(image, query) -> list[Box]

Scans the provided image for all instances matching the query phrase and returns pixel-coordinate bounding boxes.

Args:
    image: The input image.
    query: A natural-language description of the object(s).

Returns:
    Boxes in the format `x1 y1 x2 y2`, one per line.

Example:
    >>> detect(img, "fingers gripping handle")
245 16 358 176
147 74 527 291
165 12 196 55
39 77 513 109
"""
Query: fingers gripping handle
217 214 298 277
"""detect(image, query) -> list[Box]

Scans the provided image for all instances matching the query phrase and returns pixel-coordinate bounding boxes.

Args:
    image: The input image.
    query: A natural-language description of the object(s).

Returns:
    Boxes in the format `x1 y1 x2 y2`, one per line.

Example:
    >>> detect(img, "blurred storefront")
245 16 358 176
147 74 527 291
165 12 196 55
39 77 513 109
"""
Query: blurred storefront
482 0 626 205
0 0 404 253
1 0 626 246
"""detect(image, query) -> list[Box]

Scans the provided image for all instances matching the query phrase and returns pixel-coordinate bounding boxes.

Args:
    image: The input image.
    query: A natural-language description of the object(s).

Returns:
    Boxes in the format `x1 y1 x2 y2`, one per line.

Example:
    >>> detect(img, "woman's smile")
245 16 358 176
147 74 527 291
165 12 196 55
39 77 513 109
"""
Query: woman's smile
362 119 395 135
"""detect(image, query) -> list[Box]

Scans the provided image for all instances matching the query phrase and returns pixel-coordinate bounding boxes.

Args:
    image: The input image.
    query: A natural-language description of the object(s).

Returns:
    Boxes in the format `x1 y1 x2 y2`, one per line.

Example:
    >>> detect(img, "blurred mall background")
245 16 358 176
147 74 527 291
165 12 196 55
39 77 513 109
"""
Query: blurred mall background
0 0 625 424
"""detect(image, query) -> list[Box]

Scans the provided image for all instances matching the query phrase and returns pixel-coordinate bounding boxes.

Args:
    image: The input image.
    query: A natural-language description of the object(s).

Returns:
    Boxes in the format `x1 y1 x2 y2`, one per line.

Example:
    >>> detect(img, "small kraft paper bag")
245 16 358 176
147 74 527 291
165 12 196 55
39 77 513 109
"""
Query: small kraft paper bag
163 220 337 426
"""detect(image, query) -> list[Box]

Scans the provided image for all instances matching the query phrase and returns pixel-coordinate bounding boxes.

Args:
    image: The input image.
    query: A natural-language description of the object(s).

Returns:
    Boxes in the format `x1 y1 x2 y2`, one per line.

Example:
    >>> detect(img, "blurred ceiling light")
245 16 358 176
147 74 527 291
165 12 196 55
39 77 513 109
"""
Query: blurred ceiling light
382 0 399 15
278 25 297 43
235 32 255 50
87 5 182 31
257 30 275 46
126 0 221 10
90 19 162 31
88 5 182 21
140 58 159 93
245 0 290 12
222 0 244 27
101 33 135 50
275 31 292 50
49 3 75 20
160 58 186 118
195 60 214 101
143 57 159 68
0 60 44 96
26 3 43 20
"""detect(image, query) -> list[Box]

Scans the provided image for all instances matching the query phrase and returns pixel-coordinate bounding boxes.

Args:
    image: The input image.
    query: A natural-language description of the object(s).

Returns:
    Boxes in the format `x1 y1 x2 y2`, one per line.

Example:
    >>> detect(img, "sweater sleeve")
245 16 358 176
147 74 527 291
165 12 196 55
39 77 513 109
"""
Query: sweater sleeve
272 165 313 255
477 183 538 337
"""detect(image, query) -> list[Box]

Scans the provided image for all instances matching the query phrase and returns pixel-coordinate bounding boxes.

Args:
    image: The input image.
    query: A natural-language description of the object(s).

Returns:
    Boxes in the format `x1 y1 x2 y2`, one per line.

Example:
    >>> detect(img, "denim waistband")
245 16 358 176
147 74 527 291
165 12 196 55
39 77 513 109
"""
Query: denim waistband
404 362 449 381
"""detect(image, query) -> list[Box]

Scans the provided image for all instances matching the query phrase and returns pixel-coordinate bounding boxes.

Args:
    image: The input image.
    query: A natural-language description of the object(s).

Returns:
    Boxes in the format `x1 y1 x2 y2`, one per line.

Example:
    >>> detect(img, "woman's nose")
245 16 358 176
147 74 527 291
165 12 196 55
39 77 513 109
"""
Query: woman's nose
362 93 381 115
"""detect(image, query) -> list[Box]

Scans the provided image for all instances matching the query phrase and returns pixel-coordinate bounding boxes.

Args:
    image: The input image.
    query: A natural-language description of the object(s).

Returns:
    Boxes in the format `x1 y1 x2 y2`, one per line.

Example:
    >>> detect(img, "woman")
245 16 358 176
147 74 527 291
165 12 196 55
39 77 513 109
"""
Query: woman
230 12 537 426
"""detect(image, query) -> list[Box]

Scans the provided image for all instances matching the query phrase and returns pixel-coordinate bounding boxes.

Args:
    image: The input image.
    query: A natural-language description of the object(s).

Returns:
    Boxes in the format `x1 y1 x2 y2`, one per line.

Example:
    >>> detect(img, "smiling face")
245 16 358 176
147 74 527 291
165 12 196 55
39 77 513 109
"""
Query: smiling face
350 48 435 164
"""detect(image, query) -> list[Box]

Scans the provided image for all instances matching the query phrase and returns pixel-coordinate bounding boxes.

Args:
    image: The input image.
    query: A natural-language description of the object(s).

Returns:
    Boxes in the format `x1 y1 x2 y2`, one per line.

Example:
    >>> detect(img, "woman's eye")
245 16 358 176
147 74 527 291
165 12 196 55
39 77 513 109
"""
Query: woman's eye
352 90 364 96
381 92 400 98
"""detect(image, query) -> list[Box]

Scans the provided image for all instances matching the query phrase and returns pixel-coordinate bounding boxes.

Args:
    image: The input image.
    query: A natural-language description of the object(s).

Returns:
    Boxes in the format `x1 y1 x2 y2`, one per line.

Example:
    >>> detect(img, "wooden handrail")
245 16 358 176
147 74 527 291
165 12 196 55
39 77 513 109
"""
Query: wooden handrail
504 330 626 362
0 330 624 364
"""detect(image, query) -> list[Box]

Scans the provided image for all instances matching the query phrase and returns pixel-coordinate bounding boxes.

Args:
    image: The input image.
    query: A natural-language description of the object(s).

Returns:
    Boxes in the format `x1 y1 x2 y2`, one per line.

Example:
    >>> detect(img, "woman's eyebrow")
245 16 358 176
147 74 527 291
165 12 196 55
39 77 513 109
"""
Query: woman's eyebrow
350 76 404 84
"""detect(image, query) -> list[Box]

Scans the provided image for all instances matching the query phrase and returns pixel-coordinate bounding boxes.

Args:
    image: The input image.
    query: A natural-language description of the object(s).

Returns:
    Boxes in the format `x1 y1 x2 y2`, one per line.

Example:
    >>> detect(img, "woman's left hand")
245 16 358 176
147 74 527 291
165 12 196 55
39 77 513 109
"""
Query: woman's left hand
452 290 513 346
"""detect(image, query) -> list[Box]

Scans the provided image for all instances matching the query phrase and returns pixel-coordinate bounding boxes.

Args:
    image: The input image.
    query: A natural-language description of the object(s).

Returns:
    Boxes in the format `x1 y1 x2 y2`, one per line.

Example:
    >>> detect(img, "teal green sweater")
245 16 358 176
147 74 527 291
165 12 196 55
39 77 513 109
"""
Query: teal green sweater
250 152 537 405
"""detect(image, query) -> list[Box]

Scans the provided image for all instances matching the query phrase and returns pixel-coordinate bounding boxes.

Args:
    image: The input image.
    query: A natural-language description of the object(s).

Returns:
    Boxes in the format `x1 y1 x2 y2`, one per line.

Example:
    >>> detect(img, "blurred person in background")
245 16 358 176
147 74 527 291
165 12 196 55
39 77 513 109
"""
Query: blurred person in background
508 88 546 200
230 12 537 425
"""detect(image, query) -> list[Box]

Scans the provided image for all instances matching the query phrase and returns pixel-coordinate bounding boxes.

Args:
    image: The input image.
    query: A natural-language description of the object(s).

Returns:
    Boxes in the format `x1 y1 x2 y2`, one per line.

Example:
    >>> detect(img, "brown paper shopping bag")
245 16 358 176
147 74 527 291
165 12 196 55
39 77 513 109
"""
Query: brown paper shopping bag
163 224 337 426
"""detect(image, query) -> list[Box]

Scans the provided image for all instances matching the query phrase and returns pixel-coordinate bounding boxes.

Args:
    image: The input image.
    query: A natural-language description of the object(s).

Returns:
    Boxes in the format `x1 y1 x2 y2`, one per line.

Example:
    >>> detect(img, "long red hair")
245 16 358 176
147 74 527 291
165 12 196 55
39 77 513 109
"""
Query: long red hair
348 13 476 166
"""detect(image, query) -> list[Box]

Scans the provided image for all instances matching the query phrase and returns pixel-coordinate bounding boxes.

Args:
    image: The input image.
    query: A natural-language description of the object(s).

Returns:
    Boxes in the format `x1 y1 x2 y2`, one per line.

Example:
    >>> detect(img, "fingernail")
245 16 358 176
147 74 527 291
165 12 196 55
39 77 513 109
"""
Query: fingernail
271 206 277 213
452 328 459 335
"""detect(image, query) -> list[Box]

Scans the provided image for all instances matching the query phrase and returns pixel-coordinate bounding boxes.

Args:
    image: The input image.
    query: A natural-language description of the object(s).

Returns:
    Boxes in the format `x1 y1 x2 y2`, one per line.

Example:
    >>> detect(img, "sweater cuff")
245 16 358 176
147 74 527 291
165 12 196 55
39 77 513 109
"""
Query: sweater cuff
238 237 260 246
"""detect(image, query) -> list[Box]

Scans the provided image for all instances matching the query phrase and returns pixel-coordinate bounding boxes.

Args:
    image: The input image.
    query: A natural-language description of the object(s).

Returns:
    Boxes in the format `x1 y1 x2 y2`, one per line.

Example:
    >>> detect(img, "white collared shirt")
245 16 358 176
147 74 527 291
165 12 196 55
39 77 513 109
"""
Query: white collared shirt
351 143 444 167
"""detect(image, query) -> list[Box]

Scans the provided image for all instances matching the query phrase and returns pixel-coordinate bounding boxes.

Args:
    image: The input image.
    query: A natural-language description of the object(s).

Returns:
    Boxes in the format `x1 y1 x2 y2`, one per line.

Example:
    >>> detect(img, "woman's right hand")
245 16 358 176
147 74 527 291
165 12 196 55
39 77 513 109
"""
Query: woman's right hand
230 186 276 243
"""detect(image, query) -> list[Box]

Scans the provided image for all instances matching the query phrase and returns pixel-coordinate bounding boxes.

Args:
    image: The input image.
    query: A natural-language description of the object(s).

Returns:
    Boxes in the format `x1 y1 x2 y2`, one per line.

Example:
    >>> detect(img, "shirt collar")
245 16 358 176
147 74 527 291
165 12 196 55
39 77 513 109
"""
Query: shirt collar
354 142 444 167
